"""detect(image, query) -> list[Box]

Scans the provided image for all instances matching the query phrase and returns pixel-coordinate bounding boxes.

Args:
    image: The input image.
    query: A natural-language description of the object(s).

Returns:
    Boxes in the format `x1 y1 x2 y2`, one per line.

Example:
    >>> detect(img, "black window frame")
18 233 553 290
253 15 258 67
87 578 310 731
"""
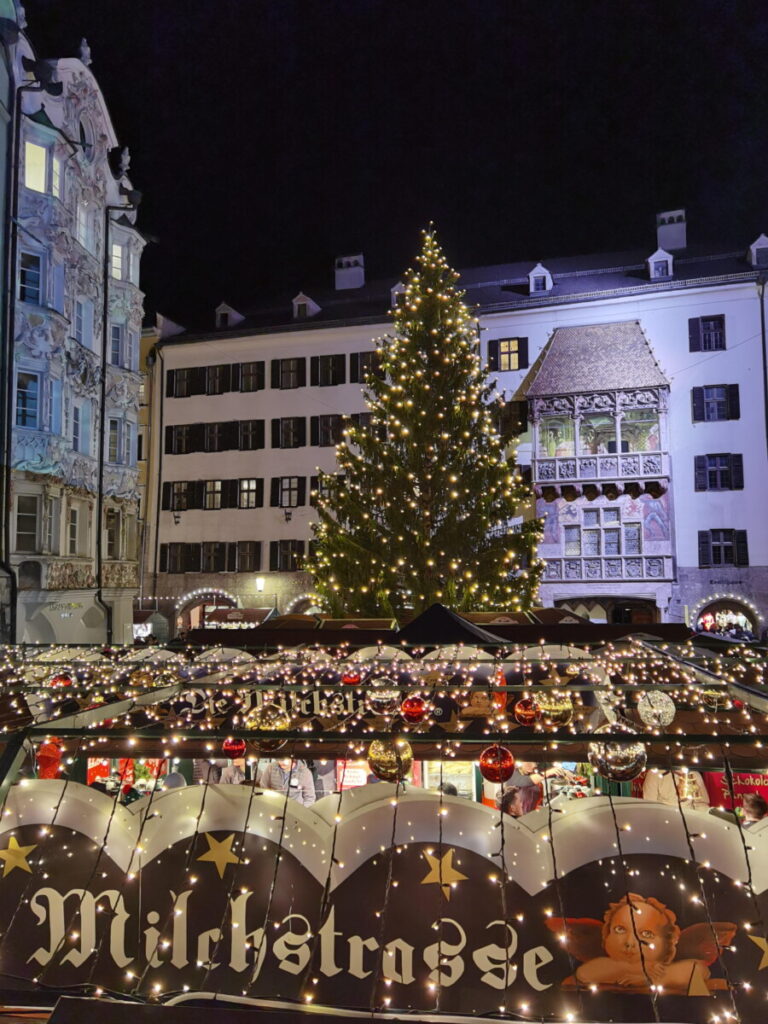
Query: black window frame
689 315 726 352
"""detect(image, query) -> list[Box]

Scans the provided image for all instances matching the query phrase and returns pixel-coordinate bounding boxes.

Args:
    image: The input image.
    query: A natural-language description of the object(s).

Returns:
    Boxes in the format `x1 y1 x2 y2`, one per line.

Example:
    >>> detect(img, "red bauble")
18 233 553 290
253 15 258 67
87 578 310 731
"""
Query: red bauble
479 744 515 784
341 670 362 686
50 673 72 688
400 694 429 724
513 697 541 726
222 737 246 758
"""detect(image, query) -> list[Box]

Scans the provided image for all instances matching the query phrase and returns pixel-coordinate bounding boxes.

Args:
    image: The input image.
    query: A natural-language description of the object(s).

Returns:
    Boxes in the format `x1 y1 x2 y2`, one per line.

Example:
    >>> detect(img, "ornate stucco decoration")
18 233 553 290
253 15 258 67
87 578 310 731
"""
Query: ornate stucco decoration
65 340 102 399
46 561 97 591
105 369 139 412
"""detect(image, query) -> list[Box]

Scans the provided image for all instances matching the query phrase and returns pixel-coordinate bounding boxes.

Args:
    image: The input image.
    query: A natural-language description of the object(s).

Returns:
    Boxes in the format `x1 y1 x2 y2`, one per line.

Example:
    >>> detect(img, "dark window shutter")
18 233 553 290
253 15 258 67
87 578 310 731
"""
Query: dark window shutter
271 360 281 389
256 478 264 507
161 482 171 509
691 388 705 422
488 339 500 371
727 384 740 420
735 530 749 566
517 338 529 369
297 478 306 505
269 541 278 571
688 318 702 352
255 420 265 449
310 475 319 505
190 423 205 452
223 479 239 508
271 419 281 448
226 543 237 572
222 365 232 392
350 352 360 383
731 453 744 490
252 541 262 572
164 425 174 453
165 370 176 397
310 356 320 386
224 421 239 450
333 354 346 384
297 358 306 387
159 543 168 572
191 480 205 509
192 367 206 395
185 543 201 573
310 416 319 446
231 364 241 391
270 478 280 507
694 455 708 491
293 540 305 567
297 418 306 446
698 530 712 567
256 361 265 390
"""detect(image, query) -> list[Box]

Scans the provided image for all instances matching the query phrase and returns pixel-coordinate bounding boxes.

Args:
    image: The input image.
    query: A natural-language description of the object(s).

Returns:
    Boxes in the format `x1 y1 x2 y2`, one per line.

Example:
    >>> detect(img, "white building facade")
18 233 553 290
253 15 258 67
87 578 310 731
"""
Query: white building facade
144 221 768 636
4 20 144 643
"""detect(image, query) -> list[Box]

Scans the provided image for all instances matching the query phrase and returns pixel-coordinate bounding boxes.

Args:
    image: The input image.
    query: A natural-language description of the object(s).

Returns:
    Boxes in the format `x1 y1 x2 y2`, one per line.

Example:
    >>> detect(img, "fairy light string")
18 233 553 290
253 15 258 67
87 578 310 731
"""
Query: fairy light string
368 774 405 1015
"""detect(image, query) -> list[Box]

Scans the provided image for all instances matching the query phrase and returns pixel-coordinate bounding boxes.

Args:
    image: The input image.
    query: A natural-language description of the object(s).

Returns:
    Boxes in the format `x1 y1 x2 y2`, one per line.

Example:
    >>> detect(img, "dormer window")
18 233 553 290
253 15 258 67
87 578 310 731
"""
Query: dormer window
646 247 673 280
390 281 406 308
295 302 308 319
291 292 320 320
217 311 229 329
748 234 768 268
214 301 244 330
527 262 553 295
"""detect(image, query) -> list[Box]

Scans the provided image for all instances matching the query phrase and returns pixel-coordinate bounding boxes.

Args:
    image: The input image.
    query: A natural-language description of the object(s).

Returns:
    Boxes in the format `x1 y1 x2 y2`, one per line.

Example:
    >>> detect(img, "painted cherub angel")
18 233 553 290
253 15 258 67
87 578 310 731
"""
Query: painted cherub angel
546 893 735 994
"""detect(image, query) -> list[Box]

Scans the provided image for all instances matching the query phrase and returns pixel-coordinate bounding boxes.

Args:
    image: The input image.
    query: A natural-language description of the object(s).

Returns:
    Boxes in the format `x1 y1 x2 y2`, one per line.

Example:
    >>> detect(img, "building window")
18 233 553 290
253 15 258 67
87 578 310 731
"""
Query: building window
488 337 529 372
239 478 261 509
563 525 581 556
694 453 744 491
652 259 669 278
202 541 226 573
217 311 229 329
19 252 42 304
205 422 222 452
240 361 265 392
126 331 137 372
204 480 222 510
699 529 748 567
24 141 48 193
689 315 726 352
272 417 306 449
280 476 300 507
295 302 308 319
111 242 124 279
105 508 121 559
173 424 193 455
172 481 188 511
310 414 343 447
76 201 93 251
51 155 62 198
239 419 264 450
237 540 261 572
16 495 39 553
167 542 184 573
312 354 346 387
124 421 134 465
110 324 123 365
533 275 547 291
270 539 305 572
74 300 85 345
174 368 192 398
108 419 123 464
67 505 79 556
623 523 642 555
349 350 380 383
691 385 739 423
72 405 81 452
206 364 229 395
16 371 39 428
272 357 305 390
755 247 768 267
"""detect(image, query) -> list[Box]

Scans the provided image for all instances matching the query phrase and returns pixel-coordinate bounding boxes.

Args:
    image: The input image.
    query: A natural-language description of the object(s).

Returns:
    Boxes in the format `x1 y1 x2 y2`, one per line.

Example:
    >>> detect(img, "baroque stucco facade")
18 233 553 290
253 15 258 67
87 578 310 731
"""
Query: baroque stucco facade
2 12 144 643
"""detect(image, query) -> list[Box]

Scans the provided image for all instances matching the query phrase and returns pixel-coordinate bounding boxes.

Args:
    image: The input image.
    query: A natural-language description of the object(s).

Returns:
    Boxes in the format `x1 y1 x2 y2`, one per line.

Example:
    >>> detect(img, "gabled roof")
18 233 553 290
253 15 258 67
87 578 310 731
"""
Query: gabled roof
396 604 504 645
526 321 669 397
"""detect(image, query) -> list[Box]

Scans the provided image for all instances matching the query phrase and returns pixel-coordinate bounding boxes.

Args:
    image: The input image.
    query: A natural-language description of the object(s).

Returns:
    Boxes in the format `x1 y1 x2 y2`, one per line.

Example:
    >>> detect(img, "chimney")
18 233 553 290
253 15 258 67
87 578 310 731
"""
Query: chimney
656 209 687 251
334 253 365 290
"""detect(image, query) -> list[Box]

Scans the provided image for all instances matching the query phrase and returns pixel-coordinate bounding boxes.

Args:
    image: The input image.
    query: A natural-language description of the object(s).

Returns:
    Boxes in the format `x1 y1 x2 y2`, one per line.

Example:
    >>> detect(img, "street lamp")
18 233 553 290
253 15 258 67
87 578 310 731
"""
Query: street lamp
255 576 278 611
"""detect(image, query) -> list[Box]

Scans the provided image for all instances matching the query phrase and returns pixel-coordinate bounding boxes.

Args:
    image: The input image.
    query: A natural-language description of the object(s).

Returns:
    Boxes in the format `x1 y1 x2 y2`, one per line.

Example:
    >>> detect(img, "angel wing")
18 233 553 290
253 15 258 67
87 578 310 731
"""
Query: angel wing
545 918 604 963
677 922 737 965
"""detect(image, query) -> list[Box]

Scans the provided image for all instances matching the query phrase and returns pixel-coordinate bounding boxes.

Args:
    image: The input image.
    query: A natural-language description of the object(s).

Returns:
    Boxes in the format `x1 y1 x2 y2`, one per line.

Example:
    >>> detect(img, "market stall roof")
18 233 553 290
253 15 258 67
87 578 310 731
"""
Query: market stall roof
318 617 397 630
205 607 275 625
396 603 506 645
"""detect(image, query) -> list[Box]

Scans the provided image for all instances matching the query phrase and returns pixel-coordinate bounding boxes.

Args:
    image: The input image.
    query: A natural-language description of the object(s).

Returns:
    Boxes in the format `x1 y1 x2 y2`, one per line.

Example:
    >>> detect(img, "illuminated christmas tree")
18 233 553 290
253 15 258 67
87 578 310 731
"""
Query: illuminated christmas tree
307 229 543 617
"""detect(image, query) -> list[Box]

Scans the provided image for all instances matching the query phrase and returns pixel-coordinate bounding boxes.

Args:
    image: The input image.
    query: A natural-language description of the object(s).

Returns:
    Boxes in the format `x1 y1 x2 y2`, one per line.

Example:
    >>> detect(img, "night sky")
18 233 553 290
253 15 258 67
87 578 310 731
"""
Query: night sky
25 0 768 328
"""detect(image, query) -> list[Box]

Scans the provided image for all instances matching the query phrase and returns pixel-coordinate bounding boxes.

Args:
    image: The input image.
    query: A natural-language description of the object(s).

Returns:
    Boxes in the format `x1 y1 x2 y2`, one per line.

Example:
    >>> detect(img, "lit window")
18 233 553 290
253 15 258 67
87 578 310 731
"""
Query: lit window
24 141 47 193
111 242 123 279
279 476 300 508
499 339 521 371
239 479 260 509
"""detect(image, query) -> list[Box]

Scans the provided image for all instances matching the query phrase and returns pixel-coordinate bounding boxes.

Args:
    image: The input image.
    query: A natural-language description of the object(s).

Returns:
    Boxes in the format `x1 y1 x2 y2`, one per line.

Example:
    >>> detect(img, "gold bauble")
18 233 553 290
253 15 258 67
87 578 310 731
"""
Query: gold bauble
367 738 413 782
538 690 573 727
245 702 291 752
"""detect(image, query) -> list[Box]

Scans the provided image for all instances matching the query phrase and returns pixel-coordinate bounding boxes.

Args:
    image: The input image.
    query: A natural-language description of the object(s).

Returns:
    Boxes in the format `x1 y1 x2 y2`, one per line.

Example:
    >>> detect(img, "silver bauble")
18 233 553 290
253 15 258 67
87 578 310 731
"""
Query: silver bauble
588 724 647 782
637 691 676 728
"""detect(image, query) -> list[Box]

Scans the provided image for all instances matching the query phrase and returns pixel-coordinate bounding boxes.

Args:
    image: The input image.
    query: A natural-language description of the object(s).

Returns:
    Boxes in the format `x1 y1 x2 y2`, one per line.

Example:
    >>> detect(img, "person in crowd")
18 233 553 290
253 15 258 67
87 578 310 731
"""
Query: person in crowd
258 757 316 806
220 761 245 784
642 768 710 810
741 792 768 826
501 785 542 817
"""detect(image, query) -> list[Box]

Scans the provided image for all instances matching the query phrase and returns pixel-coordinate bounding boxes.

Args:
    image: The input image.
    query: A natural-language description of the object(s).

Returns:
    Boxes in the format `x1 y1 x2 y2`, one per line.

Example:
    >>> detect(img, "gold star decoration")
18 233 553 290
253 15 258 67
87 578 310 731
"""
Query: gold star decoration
197 832 241 879
0 836 37 878
749 934 768 970
420 848 468 900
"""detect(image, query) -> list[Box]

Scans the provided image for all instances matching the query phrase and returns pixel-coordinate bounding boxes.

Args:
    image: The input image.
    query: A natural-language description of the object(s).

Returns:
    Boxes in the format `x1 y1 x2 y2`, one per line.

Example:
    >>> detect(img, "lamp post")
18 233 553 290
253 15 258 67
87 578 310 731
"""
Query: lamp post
255 575 279 611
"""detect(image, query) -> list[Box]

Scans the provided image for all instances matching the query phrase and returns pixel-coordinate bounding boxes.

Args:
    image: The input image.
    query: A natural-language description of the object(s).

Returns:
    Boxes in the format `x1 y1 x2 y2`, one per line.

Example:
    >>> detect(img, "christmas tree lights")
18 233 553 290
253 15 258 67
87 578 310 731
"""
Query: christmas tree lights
307 228 543 617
